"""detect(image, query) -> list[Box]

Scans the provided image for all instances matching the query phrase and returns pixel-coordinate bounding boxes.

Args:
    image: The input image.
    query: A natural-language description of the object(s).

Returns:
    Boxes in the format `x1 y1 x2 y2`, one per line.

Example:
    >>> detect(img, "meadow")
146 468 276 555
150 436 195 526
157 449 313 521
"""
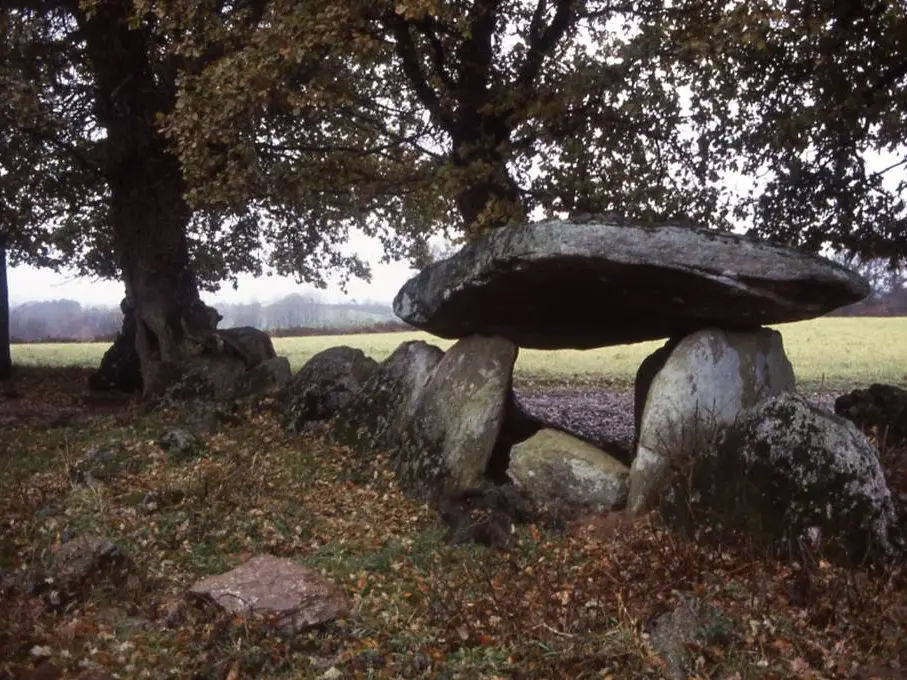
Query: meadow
11 316 907 390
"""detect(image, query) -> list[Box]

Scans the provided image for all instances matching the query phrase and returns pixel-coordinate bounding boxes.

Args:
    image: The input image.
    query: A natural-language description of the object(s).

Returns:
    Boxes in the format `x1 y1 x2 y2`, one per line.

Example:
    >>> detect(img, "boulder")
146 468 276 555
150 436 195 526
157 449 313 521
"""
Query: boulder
88 297 142 393
660 393 901 564
283 346 378 432
232 356 292 398
158 355 248 403
333 341 445 455
628 327 796 513
393 217 869 348
835 383 907 445
508 429 629 518
396 335 517 501
216 326 277 368
634 338 680 440
187 555 348 632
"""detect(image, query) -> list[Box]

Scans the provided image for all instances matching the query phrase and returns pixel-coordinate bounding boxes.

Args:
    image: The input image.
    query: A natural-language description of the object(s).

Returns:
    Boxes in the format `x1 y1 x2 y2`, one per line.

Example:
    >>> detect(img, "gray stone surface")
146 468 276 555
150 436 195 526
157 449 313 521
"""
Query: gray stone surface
187 555 348 632
332 340 444 456
396 335 517 501
508 428 629 517
628 327 796 514
661 392 901 564
394 217 869 348
283 346 378 431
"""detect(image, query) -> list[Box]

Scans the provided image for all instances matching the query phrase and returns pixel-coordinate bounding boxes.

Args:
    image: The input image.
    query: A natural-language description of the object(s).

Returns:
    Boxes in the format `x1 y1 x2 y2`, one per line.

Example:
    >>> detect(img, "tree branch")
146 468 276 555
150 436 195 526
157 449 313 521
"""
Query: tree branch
384 11 452 131
516 0 575 90
414 16 455 91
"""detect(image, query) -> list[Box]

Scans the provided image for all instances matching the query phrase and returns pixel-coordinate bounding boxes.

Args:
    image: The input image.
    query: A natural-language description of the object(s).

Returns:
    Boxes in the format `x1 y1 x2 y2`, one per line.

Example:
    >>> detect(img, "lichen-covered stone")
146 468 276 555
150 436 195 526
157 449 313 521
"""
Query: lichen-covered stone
393 217 869 348
396 335 517 501
332 340 444 455
628 327 795 513
508 429 629 518
232 356 291 398
661 393 901 564
283 346 378 431
835 383 907 445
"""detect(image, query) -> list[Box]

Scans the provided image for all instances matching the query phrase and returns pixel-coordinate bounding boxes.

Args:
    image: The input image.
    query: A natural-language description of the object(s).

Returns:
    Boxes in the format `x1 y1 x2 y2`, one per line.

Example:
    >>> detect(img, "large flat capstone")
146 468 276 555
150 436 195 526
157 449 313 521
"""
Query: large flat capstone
393 218 869 349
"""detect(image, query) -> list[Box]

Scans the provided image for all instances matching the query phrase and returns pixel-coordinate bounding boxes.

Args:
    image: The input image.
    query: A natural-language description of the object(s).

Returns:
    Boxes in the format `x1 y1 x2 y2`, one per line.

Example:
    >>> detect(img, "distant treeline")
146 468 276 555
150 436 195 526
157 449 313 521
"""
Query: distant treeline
10 294 403 343
829 288 907 317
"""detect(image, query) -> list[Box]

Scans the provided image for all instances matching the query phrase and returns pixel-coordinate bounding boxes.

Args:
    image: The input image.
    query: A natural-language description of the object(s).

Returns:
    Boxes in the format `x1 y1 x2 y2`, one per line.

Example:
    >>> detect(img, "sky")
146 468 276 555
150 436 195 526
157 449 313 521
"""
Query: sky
7 231 421 309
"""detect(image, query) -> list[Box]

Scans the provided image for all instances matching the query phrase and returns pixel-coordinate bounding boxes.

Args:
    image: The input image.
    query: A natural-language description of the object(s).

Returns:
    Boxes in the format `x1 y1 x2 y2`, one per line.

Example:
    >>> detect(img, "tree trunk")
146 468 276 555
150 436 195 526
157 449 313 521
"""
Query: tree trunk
0 233 11 381
450 113 526 234
76 1 216 396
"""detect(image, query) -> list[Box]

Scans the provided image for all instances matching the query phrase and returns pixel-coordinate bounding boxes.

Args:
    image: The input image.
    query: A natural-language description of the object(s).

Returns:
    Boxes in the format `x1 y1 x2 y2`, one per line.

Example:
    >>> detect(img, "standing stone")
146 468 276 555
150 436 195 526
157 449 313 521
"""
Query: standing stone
393 217 869 348
628 327 796 514
395 335 517 501
332 340 445 456
508 429 629 518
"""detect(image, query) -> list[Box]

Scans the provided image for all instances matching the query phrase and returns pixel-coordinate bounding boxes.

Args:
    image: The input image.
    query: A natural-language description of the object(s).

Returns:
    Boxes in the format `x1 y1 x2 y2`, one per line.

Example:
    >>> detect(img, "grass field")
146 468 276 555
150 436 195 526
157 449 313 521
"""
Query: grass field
11 317 907 390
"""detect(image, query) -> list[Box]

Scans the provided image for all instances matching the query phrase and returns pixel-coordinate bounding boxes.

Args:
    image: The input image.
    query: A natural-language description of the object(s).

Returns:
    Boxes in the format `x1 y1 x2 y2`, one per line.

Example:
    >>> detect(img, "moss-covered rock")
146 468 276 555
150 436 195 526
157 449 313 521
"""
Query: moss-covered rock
661 393 901 564
332 340 444 455
508 429 628 518
283 346 377 432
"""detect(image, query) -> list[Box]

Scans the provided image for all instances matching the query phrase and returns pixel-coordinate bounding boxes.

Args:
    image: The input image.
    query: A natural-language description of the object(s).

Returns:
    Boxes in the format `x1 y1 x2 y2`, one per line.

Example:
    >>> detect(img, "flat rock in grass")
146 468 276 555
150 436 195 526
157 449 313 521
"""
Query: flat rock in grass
187 555 348 632
396 335 517 501
393 217 869 348
332 340 445 455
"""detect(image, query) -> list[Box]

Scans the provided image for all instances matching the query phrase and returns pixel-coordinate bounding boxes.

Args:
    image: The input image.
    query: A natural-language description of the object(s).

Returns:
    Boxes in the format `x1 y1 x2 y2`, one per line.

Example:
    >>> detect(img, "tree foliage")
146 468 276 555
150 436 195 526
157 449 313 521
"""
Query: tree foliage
171 0 907 262
0 0 395 290
658 0 907 261
168 0 732 243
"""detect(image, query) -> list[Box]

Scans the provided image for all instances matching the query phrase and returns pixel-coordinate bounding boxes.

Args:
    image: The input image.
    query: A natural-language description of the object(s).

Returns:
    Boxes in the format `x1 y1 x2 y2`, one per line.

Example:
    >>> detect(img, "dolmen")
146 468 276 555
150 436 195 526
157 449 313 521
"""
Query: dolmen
328 216 900 563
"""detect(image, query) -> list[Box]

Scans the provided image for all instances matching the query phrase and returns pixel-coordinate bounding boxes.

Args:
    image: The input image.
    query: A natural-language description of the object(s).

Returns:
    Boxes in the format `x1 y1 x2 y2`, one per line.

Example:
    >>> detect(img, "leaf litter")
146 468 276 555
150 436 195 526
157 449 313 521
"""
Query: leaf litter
0 366 905 679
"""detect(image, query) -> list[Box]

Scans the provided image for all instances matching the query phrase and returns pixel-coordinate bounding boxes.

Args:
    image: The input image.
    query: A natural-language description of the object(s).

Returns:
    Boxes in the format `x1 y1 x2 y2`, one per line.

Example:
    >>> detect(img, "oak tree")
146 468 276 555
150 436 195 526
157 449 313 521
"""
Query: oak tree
2 1 391 393
170 0 729 242
172 0 906 264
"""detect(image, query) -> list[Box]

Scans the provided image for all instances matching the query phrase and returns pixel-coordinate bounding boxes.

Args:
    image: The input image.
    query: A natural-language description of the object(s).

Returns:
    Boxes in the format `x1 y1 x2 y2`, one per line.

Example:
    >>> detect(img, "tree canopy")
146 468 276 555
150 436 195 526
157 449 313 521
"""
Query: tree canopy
661 0 907 263
170 0 906 262
169 0 732 241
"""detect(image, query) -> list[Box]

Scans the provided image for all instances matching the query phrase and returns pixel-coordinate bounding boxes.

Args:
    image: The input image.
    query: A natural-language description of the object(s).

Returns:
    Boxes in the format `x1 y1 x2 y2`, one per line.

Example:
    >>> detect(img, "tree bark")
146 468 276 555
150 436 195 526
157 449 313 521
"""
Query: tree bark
0 233 11 381
76 0 216 396
451 113 526 233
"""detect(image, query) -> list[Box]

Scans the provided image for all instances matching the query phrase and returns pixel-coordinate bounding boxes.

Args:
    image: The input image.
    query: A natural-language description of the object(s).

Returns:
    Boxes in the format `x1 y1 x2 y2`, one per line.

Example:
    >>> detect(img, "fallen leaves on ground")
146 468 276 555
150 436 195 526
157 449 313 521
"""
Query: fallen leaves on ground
0 367 905 679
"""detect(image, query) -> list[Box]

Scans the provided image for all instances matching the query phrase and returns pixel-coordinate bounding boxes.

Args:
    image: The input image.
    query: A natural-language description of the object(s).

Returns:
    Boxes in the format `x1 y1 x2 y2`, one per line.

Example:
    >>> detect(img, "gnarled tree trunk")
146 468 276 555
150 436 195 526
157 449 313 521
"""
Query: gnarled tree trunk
77 0 216 397
0 233 11 380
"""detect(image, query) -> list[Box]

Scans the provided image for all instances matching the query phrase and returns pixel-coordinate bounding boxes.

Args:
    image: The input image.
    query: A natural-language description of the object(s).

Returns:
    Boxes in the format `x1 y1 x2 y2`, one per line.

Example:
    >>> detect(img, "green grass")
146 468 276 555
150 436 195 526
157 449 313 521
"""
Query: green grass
11 317 907 390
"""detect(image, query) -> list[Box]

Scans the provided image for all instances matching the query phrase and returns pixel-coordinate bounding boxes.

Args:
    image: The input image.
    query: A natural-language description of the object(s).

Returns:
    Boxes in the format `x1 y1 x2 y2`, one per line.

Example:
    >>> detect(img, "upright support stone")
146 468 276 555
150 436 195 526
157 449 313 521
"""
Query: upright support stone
396 335 517 501
627 327 796 514
332 340 445 456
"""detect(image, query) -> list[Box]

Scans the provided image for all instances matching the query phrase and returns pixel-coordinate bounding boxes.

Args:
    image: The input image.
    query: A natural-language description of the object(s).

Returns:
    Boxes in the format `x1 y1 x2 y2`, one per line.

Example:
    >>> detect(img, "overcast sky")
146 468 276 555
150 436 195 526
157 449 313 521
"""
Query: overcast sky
7 230 420 308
